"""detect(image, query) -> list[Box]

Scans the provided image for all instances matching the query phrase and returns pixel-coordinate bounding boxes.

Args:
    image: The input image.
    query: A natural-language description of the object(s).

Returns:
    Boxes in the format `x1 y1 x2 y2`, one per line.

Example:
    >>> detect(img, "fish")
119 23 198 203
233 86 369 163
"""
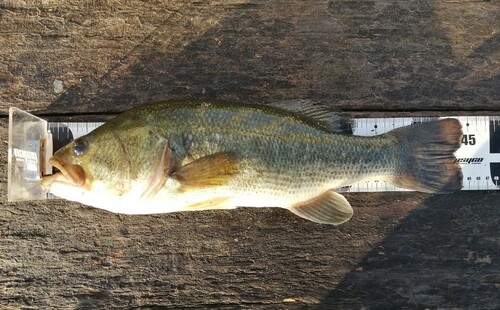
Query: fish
41 100 463 225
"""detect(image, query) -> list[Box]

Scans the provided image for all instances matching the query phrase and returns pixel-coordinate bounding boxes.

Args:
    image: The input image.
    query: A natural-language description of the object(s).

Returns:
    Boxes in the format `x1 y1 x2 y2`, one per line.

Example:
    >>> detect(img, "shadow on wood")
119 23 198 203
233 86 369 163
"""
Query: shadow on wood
41 0 499 114
317 191 499 309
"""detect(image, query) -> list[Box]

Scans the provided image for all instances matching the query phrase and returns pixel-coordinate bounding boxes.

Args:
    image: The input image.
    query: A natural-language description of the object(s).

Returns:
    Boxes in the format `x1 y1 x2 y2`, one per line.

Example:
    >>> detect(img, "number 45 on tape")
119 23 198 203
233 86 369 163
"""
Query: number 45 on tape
346 116 500 192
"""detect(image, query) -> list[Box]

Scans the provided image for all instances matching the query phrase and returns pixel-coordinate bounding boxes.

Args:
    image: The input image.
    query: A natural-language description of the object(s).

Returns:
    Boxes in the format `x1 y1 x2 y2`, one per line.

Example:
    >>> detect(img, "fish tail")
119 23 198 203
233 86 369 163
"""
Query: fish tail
389 118 463 193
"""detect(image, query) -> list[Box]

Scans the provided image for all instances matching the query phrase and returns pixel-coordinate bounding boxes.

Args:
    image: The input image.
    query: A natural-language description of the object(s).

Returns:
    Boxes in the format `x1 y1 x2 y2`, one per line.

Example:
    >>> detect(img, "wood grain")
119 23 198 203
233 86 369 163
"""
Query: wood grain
1 0 498 114
1 0 499 309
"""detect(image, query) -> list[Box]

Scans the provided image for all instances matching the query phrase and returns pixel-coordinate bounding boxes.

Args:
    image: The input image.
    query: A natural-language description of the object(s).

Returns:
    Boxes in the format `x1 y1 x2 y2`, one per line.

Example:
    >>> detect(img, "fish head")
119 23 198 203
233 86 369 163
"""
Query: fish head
48 137 90 188
41 128 132 201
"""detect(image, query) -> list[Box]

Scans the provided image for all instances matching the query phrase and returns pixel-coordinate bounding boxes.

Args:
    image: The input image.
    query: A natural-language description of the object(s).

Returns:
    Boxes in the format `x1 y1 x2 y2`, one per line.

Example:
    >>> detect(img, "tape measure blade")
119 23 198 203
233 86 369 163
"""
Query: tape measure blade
47 117 499 192
350 116 499 192
48 122 104 149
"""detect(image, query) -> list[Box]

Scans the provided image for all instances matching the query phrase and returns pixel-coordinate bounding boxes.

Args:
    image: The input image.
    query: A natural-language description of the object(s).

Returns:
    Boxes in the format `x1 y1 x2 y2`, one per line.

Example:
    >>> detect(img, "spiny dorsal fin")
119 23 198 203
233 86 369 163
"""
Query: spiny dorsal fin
289 190 353 225
172 152 240 190
268 99 353 134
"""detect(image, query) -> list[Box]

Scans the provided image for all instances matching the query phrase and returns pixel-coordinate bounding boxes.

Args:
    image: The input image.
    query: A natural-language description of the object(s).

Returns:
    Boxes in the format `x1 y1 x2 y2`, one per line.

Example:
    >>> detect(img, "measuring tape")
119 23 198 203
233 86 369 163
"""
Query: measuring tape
48 116 500 192
7 108 500 202
349 116 500 192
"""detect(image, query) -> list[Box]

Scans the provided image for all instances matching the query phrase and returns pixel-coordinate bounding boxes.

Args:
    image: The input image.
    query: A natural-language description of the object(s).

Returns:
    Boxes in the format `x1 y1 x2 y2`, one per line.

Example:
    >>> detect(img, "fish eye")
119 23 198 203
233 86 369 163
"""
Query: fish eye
72 139 87 156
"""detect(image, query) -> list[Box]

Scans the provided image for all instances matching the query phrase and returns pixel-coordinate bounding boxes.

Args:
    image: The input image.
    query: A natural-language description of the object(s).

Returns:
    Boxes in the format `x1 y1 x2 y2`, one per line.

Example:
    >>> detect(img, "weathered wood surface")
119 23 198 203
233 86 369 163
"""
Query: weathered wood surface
1 0 499 309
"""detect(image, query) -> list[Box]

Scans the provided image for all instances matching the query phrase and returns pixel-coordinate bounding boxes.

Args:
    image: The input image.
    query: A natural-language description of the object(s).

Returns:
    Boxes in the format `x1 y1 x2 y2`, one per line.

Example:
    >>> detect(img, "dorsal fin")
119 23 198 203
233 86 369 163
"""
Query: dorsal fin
267 99 353 134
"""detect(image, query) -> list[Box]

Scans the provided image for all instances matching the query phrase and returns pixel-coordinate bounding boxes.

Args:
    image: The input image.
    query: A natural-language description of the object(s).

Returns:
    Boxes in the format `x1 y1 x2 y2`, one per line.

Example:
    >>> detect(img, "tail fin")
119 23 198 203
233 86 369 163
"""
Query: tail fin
389 119 463 193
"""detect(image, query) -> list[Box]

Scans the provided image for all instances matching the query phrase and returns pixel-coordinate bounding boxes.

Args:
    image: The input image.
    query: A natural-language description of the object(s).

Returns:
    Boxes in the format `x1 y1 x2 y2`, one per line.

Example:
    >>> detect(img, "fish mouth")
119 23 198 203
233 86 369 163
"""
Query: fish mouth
42 157 86 188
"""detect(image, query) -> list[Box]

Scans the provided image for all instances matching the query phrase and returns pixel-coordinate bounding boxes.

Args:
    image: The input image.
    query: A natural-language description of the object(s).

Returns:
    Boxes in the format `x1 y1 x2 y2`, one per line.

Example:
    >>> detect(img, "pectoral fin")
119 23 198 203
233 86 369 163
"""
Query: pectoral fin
289 190 353 225
172 152 240 190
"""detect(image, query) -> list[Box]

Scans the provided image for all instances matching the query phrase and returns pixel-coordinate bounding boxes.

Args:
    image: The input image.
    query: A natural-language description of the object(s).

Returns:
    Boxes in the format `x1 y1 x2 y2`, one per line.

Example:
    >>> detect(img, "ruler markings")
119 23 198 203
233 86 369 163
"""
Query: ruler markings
48 116 500 192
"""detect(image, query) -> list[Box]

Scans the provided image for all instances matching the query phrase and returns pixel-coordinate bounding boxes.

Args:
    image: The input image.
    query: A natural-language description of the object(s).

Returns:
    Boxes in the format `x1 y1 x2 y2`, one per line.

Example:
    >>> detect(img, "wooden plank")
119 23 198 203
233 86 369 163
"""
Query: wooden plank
1 116 498 308
0 0 499 309
0 0 498 113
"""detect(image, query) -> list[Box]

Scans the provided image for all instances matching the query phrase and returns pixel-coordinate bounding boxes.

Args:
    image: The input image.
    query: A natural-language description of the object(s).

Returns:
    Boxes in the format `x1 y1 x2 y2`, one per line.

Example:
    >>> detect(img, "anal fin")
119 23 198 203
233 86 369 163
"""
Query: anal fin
289 190 353 225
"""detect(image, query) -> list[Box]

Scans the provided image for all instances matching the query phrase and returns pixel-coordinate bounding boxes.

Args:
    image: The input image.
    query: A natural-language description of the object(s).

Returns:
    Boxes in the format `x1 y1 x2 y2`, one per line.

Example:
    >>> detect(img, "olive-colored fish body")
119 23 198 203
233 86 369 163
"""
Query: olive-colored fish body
42 101 463 225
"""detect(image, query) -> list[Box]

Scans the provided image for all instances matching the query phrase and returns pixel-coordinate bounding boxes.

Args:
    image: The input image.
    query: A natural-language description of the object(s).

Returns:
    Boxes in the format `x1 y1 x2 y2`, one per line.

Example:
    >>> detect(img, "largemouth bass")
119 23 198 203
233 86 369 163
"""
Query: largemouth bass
41 101 463 225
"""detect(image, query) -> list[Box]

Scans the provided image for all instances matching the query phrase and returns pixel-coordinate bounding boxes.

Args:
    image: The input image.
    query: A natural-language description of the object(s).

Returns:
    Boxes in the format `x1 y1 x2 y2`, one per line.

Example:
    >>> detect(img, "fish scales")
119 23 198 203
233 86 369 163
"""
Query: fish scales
42 101 463 225
142 103 397 197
